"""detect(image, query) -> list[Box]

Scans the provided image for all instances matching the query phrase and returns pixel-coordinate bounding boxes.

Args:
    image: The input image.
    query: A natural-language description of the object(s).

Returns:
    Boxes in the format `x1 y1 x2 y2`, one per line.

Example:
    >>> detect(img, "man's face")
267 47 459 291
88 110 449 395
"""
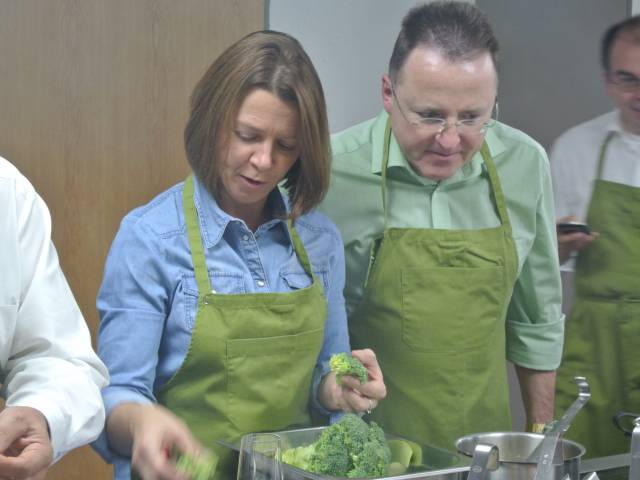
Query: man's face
606 35 640 135
382 46 497 181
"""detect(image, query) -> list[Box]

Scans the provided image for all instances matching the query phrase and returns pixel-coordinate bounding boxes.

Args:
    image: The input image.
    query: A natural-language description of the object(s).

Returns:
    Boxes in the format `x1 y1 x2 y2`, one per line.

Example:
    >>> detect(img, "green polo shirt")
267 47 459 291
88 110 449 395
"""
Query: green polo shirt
320 111 564 370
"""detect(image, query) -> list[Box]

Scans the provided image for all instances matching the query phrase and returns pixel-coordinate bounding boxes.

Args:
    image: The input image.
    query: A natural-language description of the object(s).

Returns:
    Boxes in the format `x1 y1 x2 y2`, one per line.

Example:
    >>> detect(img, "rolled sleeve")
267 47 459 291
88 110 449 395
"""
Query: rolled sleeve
506 154 565 370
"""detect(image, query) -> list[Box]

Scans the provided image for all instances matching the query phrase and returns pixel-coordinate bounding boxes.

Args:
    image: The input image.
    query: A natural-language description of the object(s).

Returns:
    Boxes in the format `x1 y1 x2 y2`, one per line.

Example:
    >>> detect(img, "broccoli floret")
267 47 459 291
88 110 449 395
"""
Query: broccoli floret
330 353 368 384
175 451 217 480
308 419 352 476
281 444 315 471
348 440 391 478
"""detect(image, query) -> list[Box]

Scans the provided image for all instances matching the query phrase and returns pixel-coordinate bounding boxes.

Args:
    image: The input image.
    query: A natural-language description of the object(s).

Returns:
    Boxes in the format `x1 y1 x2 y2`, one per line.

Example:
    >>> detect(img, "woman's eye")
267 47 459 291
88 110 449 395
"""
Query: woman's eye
278 141 297 151
236 131 256 142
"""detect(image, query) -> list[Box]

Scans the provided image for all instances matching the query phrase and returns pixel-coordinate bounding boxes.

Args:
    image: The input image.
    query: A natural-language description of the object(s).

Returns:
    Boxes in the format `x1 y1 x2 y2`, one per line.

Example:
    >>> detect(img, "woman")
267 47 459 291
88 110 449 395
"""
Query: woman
92 31 386 479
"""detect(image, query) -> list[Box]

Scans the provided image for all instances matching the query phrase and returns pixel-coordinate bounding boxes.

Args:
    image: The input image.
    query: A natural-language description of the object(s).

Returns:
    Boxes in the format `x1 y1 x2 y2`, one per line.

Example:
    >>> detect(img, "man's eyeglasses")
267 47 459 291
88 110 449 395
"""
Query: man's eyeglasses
391 85 498 136
608 72 640 92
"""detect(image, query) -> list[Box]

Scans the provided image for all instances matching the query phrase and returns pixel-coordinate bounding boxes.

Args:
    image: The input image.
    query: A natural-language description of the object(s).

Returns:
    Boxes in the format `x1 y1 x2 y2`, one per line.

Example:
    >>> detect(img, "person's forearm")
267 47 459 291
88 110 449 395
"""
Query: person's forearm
515 366 556 425
106 403 146 457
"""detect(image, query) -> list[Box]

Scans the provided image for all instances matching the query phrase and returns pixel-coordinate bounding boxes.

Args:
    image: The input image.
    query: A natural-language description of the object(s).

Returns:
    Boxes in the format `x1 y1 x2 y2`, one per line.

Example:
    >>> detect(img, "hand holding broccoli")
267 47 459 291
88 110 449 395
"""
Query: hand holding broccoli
319 349 387 415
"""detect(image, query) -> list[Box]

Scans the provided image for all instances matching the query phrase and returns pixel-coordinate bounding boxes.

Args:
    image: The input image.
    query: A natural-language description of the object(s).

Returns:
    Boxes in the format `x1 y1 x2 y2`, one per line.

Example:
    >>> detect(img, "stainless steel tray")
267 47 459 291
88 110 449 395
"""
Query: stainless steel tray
218 425 470 479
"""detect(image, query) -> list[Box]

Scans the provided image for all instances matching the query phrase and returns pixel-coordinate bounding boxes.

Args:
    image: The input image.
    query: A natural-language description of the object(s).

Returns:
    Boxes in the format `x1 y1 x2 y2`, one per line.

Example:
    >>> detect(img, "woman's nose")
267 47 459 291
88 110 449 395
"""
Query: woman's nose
250 144 274 170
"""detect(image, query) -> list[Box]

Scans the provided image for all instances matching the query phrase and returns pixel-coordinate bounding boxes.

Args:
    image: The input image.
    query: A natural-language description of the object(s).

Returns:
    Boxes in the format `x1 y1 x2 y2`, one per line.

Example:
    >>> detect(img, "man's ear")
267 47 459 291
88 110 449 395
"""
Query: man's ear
382 74 394 114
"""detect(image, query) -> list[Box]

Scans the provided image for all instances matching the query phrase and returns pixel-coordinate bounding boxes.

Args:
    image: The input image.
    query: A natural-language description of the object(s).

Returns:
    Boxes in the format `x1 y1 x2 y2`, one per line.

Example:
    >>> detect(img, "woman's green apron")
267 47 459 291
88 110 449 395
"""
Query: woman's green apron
133 175 327 479
349 120 519 451
556 132 640 458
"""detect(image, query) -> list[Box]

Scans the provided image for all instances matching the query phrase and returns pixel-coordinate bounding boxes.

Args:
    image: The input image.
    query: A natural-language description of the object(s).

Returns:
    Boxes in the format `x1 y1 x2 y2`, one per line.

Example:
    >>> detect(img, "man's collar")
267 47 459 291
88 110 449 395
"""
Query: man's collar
370 111 506 185
192 176 291 248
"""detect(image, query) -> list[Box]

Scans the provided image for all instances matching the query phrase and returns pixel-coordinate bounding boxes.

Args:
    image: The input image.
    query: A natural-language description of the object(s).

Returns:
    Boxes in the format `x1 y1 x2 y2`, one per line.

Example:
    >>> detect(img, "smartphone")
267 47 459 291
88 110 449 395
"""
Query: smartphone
557 222 592 235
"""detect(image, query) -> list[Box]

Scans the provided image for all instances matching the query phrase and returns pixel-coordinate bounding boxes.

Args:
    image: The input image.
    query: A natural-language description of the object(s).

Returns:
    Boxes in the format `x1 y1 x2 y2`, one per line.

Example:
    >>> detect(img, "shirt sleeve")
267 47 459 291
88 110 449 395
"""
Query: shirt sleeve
505 151 565 370
309 219 351 419
5 182 108 462
93 215 170 462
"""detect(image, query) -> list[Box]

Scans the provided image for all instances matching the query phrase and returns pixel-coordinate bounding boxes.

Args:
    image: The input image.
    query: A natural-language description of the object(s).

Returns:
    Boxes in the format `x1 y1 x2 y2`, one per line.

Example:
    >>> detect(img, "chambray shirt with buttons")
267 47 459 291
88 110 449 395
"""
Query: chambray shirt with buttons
92 176 349 476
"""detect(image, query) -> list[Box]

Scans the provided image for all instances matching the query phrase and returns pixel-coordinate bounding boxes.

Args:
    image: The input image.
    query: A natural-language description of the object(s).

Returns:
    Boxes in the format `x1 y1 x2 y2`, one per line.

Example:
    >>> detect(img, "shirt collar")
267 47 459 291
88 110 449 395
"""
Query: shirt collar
191 176 292 248
370 110 506 186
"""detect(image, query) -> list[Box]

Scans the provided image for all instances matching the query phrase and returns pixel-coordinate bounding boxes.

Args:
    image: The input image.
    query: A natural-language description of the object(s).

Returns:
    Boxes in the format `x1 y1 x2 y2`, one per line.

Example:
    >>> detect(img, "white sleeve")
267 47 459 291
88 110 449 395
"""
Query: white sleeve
549 135 574 220
3 172 109 462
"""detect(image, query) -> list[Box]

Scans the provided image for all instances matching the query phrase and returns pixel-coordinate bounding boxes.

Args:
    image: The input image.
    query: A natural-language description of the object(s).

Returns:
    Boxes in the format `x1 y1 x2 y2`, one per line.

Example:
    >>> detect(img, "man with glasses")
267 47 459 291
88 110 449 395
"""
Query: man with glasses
551 14 640 459
319 1 564 450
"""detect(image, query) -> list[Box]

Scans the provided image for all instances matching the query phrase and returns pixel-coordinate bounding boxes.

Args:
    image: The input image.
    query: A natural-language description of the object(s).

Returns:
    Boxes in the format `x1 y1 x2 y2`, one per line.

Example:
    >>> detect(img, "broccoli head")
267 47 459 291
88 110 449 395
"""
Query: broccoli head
281 414 390 478
330 353 368 384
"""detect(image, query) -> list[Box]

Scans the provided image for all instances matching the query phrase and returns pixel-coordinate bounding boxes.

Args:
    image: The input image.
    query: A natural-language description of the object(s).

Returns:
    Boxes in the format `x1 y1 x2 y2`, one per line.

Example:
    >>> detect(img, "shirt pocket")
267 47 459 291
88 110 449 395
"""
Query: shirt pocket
182 272 245 328
280 268 328 292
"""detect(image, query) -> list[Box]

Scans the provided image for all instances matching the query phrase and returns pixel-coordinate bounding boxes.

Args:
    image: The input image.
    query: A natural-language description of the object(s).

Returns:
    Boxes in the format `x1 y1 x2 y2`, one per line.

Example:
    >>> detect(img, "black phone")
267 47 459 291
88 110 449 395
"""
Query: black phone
557 222 592 235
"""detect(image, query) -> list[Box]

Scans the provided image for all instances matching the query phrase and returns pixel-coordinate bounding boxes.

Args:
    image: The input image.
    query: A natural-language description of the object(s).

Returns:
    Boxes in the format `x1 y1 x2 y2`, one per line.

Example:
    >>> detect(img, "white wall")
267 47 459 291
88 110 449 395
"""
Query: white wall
633 0 640 15
267 0 426 132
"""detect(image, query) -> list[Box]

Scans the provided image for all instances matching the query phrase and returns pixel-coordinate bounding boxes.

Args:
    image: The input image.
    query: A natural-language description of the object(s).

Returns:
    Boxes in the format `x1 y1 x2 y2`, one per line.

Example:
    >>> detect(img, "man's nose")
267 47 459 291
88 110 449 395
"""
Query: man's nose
435 123 462 148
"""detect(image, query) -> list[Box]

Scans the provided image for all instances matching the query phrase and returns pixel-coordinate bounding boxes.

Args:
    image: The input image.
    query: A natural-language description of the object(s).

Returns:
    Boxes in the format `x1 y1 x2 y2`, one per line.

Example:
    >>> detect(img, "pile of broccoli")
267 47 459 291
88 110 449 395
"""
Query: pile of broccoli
330 352 369 385
281 414 391 478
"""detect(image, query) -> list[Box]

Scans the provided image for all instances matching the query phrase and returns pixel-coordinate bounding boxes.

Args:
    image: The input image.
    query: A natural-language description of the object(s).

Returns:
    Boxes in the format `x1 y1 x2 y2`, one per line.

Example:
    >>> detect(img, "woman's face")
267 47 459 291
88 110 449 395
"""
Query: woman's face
217 89 300 223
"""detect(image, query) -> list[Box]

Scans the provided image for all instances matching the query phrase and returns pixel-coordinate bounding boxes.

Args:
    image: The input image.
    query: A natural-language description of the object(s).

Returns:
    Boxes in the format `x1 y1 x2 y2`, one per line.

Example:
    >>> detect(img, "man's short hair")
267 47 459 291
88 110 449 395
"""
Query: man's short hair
601 14 640 73
388 1 499 83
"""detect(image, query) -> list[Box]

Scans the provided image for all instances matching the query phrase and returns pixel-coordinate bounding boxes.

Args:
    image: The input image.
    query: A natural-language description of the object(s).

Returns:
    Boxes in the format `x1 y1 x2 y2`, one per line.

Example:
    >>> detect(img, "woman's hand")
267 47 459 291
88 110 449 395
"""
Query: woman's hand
319 349 387 414
108 403 203 480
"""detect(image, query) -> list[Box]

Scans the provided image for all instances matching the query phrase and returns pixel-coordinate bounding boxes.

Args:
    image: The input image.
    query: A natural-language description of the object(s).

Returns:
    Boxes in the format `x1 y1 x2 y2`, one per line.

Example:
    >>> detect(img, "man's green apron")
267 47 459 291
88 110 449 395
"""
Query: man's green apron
349 121 519 451
556 132 640 459
141 175 326 478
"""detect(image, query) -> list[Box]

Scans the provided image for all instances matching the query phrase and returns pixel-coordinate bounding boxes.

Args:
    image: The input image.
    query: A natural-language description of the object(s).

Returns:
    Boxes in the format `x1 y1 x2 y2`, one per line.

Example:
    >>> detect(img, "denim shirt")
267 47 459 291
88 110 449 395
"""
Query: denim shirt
92 177 349 478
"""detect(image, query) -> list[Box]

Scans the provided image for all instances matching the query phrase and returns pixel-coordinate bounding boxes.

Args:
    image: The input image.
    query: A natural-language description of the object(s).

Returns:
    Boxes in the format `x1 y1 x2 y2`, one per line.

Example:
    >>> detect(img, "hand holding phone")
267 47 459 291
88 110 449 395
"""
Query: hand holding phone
557 222 592 235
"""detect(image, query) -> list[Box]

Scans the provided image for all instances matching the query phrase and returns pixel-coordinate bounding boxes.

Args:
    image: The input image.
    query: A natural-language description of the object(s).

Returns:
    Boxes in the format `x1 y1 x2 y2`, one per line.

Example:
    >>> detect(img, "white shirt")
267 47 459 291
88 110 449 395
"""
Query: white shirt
550 111 640 271
0 157 109 461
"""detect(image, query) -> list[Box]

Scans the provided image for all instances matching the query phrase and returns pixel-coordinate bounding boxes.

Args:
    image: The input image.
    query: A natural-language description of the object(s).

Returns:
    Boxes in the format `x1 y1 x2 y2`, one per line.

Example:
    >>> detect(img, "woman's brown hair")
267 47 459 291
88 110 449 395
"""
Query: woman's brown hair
184 30 330 220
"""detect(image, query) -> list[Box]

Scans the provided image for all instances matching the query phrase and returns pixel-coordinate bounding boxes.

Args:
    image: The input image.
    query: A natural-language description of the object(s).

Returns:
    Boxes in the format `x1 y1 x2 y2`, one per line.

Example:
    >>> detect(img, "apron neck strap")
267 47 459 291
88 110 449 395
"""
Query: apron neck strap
479 142 512 230
381 117 511 230
596 131 616 180
183 175 213 295
287 218 315 278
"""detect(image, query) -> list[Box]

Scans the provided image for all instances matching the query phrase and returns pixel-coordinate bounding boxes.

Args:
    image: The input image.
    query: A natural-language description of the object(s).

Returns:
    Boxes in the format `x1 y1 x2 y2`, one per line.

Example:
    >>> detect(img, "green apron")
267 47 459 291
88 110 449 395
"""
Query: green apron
140 175 326 478
556 132 640 459
349 121 519 451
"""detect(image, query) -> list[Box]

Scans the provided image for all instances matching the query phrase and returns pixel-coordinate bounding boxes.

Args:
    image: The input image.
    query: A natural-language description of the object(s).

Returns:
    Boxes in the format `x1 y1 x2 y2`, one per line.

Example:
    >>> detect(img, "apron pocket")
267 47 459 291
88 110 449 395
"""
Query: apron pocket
226 328 324 433
401 266 505 352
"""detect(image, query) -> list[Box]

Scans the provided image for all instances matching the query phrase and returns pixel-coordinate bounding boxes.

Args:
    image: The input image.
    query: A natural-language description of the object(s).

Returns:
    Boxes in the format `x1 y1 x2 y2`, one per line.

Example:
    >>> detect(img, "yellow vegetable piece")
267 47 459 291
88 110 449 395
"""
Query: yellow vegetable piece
387 461 408 476
404 439 423 466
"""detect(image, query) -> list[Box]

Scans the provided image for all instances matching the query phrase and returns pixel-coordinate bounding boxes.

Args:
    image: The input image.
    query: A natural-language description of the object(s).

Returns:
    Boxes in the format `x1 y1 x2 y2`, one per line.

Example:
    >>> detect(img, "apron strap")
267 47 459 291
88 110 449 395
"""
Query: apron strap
381 117 512 231
182 175 214 296
381 119 392 230
287 218 316 279
596 131 615 180
480 142 512 232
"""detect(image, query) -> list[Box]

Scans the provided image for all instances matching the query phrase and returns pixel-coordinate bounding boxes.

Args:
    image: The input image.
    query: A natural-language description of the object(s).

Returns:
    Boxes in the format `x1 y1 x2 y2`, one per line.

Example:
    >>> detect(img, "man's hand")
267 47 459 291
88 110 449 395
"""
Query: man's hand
108 403 204 480
319 349 387 414
557 216 596 264
0 406 53 480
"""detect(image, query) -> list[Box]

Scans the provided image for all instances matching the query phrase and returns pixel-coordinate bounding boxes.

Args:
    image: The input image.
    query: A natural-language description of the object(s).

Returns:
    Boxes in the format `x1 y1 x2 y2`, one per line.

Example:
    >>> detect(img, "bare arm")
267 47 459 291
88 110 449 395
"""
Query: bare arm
515 366 556 425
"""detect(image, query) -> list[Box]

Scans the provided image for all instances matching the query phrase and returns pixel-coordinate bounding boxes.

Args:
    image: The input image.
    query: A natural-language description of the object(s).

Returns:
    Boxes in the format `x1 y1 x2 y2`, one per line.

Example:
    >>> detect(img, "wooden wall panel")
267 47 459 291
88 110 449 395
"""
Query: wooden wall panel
0 1 264 478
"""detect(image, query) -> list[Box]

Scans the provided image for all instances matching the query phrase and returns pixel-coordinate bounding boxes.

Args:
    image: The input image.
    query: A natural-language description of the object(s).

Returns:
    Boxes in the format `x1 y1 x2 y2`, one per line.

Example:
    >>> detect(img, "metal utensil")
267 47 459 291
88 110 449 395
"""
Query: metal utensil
466 443 499 480
532 376 590 480
630 417 640 480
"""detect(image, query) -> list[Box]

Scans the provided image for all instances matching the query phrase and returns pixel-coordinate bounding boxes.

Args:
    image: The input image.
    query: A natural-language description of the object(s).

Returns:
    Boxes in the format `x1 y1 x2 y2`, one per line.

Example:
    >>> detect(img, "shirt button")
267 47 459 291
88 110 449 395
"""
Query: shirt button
242 234 250 241
256 280 265 287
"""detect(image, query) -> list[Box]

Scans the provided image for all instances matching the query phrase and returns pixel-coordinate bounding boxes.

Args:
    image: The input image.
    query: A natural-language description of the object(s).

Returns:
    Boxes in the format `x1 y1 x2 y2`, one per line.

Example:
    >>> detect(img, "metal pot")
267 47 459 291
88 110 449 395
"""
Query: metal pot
456 432 585 480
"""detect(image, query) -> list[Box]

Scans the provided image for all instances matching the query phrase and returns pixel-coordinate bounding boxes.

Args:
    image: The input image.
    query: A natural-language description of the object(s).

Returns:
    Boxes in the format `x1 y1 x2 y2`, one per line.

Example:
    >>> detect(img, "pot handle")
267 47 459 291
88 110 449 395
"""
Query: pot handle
466 443 499 480
612 411 640 436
